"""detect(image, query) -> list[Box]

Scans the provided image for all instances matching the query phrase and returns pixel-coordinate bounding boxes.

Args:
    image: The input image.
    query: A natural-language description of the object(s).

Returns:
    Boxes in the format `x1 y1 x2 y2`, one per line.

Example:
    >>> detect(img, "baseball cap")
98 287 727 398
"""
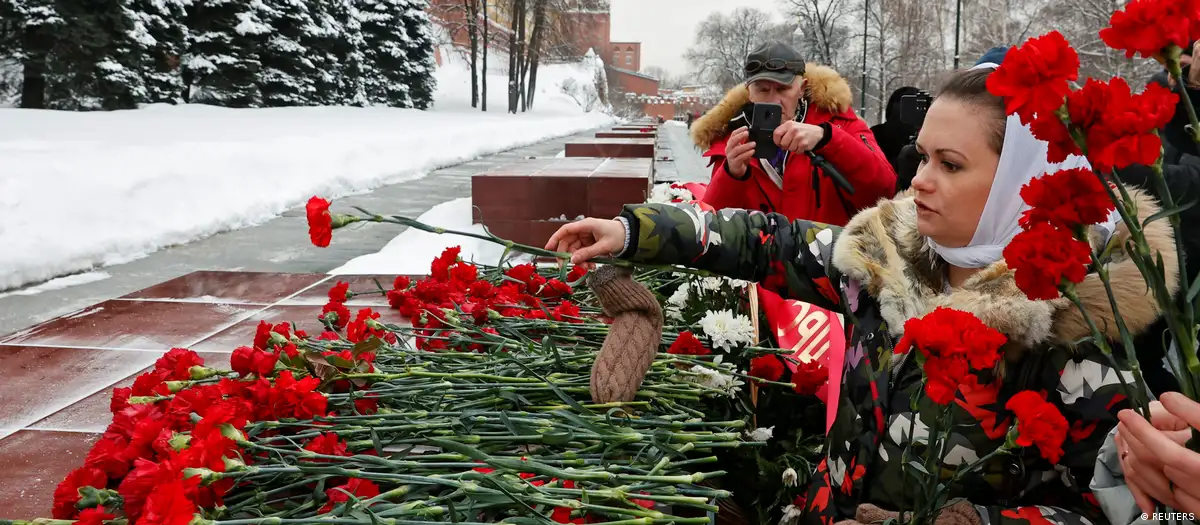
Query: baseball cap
744 41 806 86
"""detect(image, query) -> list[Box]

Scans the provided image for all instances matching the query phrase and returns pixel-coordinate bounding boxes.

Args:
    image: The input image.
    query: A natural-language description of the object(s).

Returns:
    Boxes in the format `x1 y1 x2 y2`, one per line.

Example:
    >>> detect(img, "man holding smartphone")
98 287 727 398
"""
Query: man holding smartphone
691 41 895 226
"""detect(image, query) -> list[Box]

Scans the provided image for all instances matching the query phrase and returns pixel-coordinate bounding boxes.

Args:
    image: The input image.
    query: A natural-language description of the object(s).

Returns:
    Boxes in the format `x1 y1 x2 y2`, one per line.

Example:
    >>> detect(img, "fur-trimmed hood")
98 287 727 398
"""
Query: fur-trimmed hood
690 64 854 150
830 187 1179 353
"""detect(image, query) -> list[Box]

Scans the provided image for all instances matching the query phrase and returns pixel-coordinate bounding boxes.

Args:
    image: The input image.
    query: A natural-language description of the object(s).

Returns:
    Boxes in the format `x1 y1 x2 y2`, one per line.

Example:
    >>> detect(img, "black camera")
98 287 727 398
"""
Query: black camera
899 91 933 128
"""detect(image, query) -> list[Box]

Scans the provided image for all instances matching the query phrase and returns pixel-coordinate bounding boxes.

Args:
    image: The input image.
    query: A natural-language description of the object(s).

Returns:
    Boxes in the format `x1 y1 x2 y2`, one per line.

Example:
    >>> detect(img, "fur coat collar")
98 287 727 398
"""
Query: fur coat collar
829 187 1178 353
690 64 854 150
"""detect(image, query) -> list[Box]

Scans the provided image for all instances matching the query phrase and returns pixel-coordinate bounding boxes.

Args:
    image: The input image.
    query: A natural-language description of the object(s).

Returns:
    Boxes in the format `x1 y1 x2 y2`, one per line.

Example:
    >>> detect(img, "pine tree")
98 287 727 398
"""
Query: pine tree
334 0 366 105
399 0 435 109
184 0 270 107
306 0 364 106
34 0 145 110
258 0 318 106
356 0 412 107
0 0 64 108
127 0 187 103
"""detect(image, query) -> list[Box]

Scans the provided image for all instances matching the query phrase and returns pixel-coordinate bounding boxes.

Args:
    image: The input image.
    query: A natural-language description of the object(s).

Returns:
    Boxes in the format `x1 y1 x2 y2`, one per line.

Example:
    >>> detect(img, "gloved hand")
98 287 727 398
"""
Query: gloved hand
835 501 983 525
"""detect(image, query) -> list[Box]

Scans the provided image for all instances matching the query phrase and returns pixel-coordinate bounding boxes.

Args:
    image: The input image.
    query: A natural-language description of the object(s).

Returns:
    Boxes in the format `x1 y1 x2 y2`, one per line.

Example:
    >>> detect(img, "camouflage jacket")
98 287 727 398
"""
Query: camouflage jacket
617 187 1176 525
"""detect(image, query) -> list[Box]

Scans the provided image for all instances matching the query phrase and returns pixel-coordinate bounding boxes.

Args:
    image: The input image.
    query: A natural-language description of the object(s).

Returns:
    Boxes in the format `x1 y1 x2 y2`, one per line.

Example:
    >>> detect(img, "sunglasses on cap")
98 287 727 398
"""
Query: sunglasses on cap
744 59 805 76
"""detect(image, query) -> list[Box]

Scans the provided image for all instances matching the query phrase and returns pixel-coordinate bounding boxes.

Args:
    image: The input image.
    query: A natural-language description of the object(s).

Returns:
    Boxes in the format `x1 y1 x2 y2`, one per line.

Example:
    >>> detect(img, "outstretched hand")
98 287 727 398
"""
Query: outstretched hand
1116 392 1200 515
544 218 627 266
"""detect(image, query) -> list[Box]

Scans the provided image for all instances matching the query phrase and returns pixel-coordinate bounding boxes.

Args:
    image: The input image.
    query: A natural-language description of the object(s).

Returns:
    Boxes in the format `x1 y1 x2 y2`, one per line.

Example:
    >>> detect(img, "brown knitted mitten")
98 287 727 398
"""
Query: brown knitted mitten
587 265 664 404
854 501 983 525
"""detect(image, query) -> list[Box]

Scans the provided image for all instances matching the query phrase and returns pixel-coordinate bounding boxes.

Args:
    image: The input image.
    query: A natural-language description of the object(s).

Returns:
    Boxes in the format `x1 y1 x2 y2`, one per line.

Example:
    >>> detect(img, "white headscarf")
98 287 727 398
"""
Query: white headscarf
927 63 1118 269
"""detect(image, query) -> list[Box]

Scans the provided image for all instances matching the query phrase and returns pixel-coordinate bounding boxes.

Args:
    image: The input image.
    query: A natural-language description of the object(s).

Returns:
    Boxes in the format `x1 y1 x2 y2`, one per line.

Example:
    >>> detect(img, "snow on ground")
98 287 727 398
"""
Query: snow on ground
0 271 111 300
330 198 524 275
0 57 613 291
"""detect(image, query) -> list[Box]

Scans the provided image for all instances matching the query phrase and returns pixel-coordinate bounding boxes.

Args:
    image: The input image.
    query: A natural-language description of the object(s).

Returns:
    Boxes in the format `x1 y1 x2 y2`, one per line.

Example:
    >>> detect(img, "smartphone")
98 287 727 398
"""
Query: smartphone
750 102 782 159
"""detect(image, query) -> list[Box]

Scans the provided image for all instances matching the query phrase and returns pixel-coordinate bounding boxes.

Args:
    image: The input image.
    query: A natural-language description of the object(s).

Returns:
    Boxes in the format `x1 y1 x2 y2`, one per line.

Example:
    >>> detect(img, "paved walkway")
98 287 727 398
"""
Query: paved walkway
0 130 597 337
661 122 711 182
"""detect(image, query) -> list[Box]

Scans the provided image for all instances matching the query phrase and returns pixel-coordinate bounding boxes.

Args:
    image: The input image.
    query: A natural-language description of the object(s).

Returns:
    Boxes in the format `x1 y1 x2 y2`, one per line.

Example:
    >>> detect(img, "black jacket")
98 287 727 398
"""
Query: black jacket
869 87 921 189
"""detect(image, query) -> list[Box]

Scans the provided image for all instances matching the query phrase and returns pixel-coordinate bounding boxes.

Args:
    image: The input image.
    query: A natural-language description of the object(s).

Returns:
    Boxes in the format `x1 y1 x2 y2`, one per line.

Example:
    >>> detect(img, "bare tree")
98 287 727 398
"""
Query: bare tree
523 0 549 109
482 0 489 111
684 8 796 91
785 0 854 70
465 0 480 108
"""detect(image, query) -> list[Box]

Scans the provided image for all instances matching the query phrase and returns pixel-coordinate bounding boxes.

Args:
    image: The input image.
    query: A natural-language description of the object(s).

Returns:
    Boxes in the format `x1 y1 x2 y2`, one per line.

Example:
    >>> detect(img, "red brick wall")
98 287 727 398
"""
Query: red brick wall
643 102 674 121
610 69 658 97
609 42 641 72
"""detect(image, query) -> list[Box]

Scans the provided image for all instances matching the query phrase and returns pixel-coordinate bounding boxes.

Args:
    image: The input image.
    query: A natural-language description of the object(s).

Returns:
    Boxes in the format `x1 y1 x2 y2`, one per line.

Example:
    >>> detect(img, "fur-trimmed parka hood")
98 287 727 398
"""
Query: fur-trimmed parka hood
830 187 1179 353
690 64 855 150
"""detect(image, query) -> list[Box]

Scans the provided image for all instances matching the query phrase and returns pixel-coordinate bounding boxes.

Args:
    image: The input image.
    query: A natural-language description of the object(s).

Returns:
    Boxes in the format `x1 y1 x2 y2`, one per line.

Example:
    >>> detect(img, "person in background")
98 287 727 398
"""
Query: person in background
870 86 922 177
689 40 895 225
893 47 1010 193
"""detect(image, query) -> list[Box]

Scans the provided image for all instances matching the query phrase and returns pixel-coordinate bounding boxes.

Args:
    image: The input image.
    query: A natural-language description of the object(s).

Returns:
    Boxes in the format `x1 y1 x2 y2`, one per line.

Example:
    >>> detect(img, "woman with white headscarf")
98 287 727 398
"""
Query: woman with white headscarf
544 65 1178 525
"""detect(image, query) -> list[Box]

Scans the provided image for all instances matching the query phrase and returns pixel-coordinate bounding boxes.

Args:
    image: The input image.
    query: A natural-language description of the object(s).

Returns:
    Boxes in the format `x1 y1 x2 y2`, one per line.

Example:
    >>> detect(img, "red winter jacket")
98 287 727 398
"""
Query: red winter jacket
690 65 897 226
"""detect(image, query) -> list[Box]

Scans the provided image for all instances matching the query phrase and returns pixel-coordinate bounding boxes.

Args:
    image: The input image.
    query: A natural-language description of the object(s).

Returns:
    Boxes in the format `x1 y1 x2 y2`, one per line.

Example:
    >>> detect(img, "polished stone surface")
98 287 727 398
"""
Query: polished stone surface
0 270 410 518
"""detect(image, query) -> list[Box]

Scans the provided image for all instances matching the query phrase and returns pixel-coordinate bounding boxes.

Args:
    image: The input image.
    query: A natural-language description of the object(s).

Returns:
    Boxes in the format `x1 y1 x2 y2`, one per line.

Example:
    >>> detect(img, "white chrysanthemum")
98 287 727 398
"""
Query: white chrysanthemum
667 283 690 307
647 183 693 203
779 504 804 525
699 310 755 351
781 467 798 486
698 277 726 291
746 426 774 442
686 365 743 397
725 278 752 289
647 184 674 204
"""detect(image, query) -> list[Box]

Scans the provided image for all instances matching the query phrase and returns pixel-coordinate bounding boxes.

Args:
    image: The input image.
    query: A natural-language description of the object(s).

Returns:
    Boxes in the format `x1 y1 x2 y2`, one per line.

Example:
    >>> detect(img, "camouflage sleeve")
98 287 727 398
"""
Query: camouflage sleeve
976 345 1135 525
618 202 844 311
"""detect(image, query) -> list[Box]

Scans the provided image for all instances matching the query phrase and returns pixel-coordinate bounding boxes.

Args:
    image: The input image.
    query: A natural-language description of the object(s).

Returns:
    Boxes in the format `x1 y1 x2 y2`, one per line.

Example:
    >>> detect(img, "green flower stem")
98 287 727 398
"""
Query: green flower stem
1065 288 1150 418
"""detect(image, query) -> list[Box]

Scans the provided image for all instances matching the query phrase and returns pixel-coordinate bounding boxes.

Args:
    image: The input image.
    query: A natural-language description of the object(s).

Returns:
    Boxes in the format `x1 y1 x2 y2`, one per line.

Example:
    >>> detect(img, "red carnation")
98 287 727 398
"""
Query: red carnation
553 300 582 322
1006 390 1069 463
668 331 711 355
506 264 546 292
1029 113 1081 164
431 246 461 281
320 478 382 513
449 262 479 284
153 348 204 381
230 346 277 378
1003 223 1093 300
322 300 351 330
1084 79 1179 173
139 478 200 525
1019 168 1115 229
1066 78 1111 131
567 265 588 282
307 196 334 247
394 275 412 290
987 31 1079 124
749 355 785 382
110 387 132 414
85 434 131 478
52 467 107 519
76 508 116 525
895 307 1007 405
540 278 573 299
270 370 328 420
791 360 828 396
304 433 352 459
328 281 350 303
1099 0 1200 60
